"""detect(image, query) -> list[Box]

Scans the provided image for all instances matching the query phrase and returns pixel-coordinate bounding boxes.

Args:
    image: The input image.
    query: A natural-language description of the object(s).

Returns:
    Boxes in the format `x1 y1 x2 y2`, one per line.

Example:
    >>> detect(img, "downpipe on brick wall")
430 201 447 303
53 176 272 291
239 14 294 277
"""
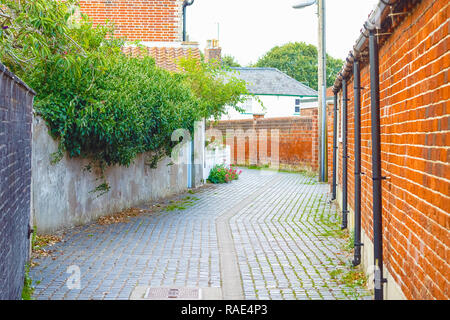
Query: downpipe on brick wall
341 78 348 230
352 59 363 267
369 27 386 300
182 0 195 42
331 92 338 200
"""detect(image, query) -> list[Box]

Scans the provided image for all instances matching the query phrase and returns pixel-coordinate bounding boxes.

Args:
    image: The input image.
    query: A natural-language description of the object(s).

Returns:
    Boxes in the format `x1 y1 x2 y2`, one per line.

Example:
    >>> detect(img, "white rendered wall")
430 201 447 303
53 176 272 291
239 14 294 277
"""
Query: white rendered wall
32 116 207 233
221 95 317 120
203 145 231 181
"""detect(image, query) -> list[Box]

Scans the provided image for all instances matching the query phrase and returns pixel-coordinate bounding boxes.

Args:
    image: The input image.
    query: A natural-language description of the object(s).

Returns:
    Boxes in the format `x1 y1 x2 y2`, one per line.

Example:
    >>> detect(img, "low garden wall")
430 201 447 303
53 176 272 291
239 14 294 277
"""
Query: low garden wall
32 116 203 234
203 145 231 181
212 109 319 172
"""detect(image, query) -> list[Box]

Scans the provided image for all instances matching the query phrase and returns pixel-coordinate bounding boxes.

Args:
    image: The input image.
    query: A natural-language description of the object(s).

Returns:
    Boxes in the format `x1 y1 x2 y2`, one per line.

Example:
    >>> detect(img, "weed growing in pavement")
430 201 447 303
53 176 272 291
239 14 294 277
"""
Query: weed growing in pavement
165 196 200 212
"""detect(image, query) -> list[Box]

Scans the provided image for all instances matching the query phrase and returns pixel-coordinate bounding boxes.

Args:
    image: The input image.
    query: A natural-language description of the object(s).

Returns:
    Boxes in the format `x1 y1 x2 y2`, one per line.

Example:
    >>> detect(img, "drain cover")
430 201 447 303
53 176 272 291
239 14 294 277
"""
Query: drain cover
143 287 201 300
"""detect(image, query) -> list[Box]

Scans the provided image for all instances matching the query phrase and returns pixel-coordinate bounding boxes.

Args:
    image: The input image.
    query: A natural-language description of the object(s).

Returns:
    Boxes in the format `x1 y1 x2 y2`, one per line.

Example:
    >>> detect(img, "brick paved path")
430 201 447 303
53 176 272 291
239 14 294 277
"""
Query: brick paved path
30 169 372 300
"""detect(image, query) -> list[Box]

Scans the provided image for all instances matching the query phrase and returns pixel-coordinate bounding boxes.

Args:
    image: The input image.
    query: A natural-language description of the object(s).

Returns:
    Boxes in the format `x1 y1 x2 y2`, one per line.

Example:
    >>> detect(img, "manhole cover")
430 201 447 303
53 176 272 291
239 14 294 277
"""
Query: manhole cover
143 287 201 300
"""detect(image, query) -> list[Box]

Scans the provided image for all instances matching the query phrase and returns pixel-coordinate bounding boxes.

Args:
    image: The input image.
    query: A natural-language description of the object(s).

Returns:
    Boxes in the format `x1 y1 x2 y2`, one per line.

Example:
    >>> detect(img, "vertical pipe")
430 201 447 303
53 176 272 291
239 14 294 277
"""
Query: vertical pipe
332 92 338 200
341 79 348 230
319 0 327 182
352 59 362 267
191 137 195 188
182 1 195 42
183 5 187 41
369 29 385 300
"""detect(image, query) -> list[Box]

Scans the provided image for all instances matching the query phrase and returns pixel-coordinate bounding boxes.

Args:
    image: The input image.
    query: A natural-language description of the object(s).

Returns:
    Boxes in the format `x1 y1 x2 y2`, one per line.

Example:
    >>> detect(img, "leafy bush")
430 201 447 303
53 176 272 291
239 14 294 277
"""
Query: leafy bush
0 0 249 174
178 57 248 120
208 164 242 184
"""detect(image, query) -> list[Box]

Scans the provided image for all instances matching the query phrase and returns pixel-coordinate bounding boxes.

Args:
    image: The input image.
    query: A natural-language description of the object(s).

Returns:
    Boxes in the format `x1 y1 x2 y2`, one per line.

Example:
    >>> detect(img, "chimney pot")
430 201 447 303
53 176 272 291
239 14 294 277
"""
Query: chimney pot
204 39 222 64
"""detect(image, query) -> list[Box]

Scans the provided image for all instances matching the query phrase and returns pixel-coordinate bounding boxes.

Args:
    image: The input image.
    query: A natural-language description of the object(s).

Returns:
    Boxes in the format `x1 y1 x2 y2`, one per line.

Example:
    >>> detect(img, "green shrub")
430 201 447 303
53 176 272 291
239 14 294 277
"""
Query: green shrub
0 0 249 189
35 53 201 167
208 164 242 184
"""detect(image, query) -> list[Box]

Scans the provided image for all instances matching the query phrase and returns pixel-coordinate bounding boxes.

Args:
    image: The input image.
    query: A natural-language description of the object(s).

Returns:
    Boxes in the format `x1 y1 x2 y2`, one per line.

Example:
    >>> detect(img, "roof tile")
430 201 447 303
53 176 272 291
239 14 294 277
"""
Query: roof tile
229 67 318 97
122 46 201 72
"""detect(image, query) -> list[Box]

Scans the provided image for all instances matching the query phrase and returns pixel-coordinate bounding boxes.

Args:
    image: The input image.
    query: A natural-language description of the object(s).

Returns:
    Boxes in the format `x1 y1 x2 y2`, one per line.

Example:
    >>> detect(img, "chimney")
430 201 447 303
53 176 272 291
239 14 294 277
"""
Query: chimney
204 39 222 64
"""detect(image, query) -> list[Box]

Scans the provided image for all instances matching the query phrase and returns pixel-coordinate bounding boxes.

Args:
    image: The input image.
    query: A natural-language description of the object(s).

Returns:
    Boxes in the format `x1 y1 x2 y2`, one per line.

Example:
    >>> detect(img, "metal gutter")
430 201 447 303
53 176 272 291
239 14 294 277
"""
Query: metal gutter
332 0 392 93
352 59 362 267
341 78 348 230
182 0 195 42
369 28 386 301
331 92 338 200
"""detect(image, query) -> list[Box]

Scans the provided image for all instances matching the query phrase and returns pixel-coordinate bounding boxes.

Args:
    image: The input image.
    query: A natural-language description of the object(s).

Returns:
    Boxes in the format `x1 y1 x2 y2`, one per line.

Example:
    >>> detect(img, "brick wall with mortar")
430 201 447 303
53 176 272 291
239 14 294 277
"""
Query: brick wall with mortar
0 63 34 299
327 102 334 185
213 108 319 172
78 0 184 42
329 0 449 299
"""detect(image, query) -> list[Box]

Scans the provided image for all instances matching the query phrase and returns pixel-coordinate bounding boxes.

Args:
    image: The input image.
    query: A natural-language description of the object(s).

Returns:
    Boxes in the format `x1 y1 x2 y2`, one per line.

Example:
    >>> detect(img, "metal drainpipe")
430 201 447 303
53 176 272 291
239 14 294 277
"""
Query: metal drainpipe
182 0 195 42
331 92 338 200
341 78 348 230
369 28 386 300
352 59 362 267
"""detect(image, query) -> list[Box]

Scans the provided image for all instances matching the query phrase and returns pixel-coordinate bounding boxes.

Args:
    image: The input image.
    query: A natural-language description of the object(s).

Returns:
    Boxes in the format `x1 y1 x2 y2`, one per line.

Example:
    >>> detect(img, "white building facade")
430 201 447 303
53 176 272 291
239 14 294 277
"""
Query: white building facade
222 68 318 120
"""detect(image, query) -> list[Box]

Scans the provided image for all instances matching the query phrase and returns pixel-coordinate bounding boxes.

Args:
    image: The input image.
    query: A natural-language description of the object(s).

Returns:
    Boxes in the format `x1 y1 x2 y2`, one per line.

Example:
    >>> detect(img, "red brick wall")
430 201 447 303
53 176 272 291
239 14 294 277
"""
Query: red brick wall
329 0 449 299
213 109 319 172
327 102 334 185
78 0 183 41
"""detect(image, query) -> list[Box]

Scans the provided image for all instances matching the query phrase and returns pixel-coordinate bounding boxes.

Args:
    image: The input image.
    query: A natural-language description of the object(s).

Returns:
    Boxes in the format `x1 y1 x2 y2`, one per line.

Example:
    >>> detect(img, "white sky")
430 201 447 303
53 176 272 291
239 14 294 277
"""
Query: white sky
188 0 380 66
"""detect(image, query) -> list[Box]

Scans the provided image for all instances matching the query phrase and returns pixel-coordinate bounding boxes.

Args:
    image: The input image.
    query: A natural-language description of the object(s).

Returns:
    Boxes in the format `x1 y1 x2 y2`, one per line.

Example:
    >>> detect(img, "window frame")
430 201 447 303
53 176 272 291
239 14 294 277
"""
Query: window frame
294 98 301 114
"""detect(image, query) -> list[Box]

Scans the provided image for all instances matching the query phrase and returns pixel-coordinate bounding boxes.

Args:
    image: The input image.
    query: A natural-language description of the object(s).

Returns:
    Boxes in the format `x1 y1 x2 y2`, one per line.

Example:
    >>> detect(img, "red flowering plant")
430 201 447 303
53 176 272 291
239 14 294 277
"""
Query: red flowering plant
207 164 242 184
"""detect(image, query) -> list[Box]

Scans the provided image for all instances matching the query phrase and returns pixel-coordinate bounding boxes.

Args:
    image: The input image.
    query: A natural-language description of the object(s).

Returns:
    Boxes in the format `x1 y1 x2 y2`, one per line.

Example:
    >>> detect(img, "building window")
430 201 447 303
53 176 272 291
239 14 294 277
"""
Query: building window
294 98 301 114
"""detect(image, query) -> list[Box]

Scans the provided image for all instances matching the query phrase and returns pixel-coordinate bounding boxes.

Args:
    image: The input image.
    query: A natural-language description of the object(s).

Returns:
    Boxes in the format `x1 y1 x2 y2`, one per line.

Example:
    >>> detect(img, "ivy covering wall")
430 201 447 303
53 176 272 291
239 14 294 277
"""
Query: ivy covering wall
0 0 248 171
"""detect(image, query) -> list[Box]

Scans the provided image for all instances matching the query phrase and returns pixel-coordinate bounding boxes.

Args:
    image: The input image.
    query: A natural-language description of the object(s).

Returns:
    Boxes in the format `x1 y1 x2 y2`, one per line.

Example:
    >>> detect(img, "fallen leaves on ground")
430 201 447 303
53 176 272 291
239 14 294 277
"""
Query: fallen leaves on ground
31 234 64 265
97 208 146 225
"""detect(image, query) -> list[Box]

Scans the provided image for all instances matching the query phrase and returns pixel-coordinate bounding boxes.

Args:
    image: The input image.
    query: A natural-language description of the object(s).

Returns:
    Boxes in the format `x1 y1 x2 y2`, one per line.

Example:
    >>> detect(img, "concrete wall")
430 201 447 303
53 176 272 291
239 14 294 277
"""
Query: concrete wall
221 95 317 120
32 116 203 234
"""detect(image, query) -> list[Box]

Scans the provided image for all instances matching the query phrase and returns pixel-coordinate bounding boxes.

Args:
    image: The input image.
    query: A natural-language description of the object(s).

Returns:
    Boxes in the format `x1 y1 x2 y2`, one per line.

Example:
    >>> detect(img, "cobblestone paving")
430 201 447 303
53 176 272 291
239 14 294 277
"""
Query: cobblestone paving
231 171 372 300
30 169 372 300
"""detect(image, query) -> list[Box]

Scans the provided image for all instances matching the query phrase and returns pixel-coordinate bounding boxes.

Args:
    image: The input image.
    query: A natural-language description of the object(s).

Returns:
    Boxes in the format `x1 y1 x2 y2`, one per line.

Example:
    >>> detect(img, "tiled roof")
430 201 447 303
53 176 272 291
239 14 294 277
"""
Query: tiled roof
229 67 318 97
122 46 201 72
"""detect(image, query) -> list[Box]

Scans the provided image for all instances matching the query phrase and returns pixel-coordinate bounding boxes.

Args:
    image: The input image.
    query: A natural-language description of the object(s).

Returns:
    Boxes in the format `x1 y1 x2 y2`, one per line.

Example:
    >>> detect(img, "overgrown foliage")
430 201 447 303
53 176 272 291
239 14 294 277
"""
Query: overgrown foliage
254 42 344 90
178 57 247 120
0 0 248 175
21 263 34 300
208 164 241 184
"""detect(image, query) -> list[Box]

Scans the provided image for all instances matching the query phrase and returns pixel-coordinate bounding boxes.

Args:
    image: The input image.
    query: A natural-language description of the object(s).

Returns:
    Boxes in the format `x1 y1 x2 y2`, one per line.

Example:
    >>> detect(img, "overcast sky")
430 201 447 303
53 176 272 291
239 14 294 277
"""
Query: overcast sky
188 0 380 66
